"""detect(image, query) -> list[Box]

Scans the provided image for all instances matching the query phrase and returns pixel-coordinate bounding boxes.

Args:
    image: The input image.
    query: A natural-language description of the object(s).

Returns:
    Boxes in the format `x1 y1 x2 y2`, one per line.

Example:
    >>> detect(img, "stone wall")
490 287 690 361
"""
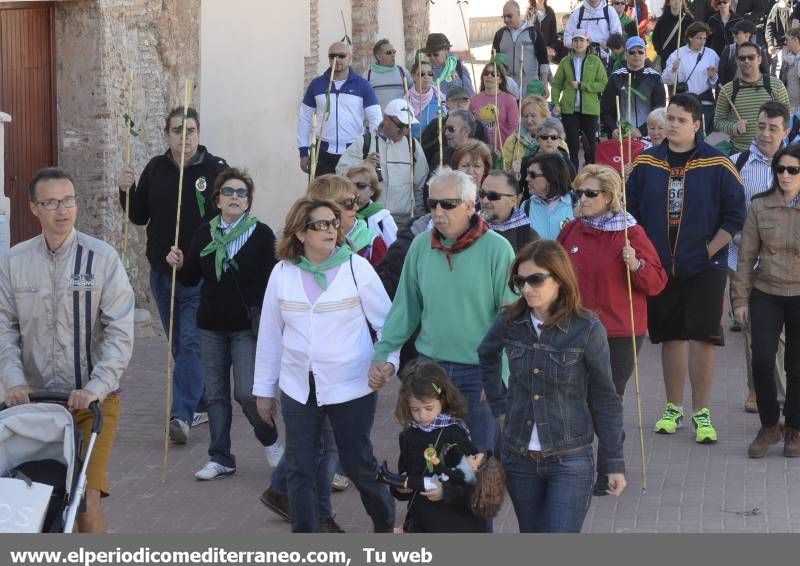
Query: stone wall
55 0 201 312
402 0 430 69
304 0 320 85
350 0 378 75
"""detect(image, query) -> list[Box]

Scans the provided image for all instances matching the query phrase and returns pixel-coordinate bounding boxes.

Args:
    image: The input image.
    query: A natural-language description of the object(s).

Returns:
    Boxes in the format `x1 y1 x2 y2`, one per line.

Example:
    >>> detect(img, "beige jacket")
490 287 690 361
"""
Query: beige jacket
0 230 135 401
732 190 800 309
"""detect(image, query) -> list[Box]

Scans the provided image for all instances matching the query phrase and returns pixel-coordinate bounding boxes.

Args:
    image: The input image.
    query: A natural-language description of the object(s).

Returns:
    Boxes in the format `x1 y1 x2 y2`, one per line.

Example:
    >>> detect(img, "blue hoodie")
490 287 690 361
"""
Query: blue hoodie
626 138 745 278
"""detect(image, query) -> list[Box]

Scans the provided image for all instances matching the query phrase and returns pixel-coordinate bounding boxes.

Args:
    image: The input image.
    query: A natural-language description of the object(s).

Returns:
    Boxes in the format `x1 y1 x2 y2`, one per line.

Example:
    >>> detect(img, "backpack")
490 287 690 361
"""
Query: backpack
491 26 539 57
361 131 417 164
366 65 408 83
786 113 800 145
730 75 775 105
733 150 751 172
577 5 610 29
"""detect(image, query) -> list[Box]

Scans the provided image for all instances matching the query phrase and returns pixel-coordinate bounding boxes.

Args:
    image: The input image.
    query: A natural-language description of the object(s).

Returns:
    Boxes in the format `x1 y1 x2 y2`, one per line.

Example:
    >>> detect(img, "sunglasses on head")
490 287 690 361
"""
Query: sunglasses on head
427 198 463 210
775 165 800 175
512 272 553 290
574 188 604 199
478 189 515 201
737 54 758 61
328 53 348 60
305 218 340 231
220 186 248 198
337 197 358 210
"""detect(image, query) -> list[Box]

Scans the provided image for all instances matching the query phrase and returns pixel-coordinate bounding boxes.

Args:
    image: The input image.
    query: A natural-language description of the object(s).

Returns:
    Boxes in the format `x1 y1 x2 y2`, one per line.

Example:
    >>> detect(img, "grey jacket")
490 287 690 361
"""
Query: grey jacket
0 230 135 401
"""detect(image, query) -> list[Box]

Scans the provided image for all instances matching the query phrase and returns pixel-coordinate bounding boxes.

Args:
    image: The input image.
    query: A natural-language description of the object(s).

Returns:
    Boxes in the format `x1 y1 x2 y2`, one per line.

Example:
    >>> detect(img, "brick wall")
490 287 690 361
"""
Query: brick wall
350 0 378 75
304 0 320 85
402 0 430 69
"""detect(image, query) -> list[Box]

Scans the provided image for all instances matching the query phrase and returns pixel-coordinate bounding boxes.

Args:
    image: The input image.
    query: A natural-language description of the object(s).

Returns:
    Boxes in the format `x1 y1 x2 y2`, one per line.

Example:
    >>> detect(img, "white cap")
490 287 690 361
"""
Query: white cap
384 98 419 125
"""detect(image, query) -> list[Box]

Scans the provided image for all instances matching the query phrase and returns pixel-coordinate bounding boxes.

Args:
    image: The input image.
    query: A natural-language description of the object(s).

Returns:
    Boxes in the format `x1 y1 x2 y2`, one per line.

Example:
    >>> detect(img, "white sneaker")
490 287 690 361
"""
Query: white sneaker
191 412 209 427
194 461 236 481
265 440 284 468
331 473 351 491
169 418 189 444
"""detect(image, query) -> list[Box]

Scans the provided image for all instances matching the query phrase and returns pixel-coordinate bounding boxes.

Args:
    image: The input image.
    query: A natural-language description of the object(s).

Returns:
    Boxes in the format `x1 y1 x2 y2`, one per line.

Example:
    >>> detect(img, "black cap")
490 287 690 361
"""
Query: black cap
446 86 470 101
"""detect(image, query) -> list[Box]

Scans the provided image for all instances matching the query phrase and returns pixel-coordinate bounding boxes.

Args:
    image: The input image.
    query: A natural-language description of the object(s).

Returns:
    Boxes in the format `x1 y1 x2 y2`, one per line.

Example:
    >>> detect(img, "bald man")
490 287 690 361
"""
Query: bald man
492 0 551 98
297 42 382 176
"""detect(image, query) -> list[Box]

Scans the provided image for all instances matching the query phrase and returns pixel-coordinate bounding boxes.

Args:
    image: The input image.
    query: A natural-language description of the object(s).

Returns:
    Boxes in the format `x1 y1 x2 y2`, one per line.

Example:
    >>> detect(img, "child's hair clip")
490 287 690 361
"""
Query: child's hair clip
431 382 442 395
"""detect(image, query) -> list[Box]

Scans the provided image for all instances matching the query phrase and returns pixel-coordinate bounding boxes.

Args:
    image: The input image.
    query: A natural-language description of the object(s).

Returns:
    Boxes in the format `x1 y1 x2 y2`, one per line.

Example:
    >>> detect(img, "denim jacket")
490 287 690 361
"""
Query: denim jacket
478 309 625 474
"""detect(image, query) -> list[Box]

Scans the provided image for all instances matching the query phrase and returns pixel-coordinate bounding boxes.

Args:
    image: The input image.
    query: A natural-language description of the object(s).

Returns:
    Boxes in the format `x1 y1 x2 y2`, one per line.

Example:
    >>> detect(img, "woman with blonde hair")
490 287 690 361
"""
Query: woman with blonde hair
557 164 666 495
501 95 550 174
345 164 398 246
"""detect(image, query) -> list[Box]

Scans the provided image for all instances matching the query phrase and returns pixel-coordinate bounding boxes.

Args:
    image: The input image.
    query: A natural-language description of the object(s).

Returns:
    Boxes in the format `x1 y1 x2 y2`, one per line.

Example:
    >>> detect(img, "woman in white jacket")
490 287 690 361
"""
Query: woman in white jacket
254 196 398 533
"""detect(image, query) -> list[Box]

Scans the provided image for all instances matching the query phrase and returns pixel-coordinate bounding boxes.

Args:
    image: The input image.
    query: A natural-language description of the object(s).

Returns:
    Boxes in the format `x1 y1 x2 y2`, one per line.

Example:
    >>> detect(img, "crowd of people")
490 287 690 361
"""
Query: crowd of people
1 0 799 536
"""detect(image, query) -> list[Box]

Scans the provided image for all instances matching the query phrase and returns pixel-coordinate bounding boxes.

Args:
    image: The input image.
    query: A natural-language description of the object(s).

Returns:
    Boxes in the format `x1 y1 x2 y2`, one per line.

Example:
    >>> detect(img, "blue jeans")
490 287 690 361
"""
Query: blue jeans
434 361 497 453
149 271 205 423
200 329 278 469
280 377 394 533
503 446 594 533
269 417 337 518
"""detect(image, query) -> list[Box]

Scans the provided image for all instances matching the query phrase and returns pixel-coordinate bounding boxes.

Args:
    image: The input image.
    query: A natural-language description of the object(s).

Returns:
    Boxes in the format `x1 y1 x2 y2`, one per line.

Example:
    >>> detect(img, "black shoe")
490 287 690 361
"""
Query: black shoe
260 488 291 522
319 516 346 533
376 461 407 489
730 321 742 332
593 476 609 496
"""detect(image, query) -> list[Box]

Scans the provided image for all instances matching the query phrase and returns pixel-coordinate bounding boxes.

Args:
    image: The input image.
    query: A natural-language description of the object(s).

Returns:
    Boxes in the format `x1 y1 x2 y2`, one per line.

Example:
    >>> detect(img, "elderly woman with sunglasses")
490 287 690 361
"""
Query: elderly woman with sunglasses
732 144 800 459
254 196 398 533
469 62 519 153
557 165 666 494
478 239 627 532
166 167 284 482
519 119 576 188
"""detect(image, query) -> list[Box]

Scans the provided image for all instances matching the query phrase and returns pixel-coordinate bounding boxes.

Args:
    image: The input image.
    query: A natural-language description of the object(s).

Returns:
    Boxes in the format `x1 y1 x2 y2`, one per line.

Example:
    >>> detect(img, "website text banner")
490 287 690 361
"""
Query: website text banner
0 534 794 566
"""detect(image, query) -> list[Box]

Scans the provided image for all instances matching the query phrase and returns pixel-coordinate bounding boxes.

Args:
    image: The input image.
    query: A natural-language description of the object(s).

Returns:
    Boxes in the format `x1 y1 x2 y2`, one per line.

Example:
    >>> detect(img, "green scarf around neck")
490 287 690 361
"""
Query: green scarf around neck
199 214 258 281
346 218 376 253
370 62 397 74
434 55 459 86
295 245 353 290
357 200 385 221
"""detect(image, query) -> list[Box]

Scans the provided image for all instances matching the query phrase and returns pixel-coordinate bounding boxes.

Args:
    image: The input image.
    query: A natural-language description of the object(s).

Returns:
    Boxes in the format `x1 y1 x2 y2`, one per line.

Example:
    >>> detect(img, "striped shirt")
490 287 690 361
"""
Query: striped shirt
728 143 774 270
715 77 791 152
218 214 256 272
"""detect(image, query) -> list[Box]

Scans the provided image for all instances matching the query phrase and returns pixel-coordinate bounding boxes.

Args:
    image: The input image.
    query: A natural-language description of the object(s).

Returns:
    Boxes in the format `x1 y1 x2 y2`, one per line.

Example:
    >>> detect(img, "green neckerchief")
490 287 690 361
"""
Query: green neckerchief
199 213 259 281
295 245 353 290
357 200 385 220
434 55 459 86
346 218 376 252
370 62 397 74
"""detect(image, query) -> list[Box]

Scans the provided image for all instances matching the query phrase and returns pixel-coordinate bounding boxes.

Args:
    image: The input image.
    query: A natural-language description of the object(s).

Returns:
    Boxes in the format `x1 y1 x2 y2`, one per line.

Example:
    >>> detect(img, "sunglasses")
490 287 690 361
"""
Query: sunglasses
613 1 626 4
445 125 458 133
526 170 544 179
383 49 396 55
220 186 248 198
419 71 434 77
737 54 758 61
478 189 515 201
337 197 358 210
305 218 341 231
483 71 497 77
427 198 463 210
628 49 645 55
354 181 371 190
328 53 348 60
538 134 560 141
512 272 553 290
389 116 409 130
574 189 604 199
775 165 800 175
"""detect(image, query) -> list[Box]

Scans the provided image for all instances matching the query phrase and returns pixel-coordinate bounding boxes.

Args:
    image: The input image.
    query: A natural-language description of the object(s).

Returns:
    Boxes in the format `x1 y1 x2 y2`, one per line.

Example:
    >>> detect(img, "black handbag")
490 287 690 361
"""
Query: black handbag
230 269 260 338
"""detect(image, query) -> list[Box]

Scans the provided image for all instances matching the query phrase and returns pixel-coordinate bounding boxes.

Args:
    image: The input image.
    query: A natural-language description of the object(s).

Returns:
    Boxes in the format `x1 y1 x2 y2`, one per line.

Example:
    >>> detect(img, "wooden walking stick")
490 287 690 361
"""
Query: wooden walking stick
122 69 136 270
162 80 192 484
492 49 502 151
436 84 444 168
616 95 647 494
456 0 478 88
313 58 336 177
719 86 744 122
627 71 633 158
672 3 683 96
403 76 416 213
515 48 525 165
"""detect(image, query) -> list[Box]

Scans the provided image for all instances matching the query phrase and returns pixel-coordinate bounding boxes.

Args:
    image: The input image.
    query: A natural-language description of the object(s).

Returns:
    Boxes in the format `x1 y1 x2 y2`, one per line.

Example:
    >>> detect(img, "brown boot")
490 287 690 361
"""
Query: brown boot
747 424 782 458
784 427 800 458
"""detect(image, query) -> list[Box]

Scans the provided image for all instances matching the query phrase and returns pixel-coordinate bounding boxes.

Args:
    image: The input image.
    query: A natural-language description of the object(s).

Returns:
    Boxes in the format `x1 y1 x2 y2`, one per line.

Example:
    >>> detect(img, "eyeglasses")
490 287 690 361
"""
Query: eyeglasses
337 197 358 210
512 272 553 290
170 127 197 136
389 116 409 130
328 53 348 60
574 188 604 199
305 218 340 231
526 170 544 179
220 186 248 198
538 134 560 141
354 181 371 190
383 49 396 55
445 125 459 133
36 196 77 210
482 71 497 77
737 54 758 62
419 71 434 77
775 165 800 175
627 49 645 55
478 189 516 201
427 198 463 210
613 1 626 5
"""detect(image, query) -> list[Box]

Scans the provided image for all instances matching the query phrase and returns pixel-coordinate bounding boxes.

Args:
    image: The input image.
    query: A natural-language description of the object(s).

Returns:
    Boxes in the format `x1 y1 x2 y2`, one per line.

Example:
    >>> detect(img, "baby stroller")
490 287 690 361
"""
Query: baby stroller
0 392 102 533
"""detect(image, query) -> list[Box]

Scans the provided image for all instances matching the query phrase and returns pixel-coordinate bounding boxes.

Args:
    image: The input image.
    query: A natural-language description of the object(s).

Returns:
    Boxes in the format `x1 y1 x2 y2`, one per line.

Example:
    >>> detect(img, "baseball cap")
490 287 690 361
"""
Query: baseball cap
446 86 470 101
384 98 419 125
572 29 589 40
625 36 646 51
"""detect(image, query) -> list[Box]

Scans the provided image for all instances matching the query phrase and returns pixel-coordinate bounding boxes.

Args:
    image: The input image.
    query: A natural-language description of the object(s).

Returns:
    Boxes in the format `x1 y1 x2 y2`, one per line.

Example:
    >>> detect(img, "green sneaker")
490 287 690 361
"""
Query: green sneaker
654 402 684 434
692 408 718 443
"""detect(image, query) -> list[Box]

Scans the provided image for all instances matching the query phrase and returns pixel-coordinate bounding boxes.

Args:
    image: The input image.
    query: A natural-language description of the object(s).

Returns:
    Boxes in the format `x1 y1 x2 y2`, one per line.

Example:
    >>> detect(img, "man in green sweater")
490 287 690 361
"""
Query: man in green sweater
369 168 516 453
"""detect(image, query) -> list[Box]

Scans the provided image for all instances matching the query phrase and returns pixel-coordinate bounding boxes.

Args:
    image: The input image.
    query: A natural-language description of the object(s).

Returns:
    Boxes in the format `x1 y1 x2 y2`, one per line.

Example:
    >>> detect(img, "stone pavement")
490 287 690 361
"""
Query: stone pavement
104 326 800 534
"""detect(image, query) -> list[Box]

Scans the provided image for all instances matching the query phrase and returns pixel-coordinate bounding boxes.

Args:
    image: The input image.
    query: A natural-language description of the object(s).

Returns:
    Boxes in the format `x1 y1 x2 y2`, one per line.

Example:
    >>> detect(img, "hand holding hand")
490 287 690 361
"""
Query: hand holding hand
165 246 184 270
368 362 395 390
67 389 99 412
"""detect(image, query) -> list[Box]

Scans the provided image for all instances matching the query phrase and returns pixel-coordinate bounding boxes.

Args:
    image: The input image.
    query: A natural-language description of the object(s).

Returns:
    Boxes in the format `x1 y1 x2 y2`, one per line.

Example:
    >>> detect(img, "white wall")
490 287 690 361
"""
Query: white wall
378 0 407 66
200 0 310 231
430 0 471 51
317 0 352 73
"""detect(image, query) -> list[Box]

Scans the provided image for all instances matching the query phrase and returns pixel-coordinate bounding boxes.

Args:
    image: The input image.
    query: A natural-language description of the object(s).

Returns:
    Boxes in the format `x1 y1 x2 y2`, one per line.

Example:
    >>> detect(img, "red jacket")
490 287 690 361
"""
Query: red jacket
557 220 666 337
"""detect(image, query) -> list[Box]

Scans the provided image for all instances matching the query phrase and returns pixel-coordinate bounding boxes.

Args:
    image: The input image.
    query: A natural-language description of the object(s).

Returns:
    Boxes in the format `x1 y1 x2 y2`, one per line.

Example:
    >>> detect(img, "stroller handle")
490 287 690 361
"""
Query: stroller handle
1 392 103 434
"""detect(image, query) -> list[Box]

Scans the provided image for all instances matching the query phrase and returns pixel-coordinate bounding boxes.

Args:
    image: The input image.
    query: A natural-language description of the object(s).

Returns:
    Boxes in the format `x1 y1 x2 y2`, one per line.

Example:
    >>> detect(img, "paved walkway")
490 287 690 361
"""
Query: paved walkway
105 325 800 533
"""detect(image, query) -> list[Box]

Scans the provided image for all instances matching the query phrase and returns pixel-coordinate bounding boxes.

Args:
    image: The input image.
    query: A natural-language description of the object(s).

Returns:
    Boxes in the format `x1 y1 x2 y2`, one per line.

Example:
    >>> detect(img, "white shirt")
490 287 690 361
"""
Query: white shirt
662 45 719 103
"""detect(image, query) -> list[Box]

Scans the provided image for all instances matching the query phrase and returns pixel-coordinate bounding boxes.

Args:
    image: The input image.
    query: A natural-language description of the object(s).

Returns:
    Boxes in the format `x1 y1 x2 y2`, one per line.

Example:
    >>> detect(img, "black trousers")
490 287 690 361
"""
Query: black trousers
562 113 598 170
750 288 800 430
314 150 342 177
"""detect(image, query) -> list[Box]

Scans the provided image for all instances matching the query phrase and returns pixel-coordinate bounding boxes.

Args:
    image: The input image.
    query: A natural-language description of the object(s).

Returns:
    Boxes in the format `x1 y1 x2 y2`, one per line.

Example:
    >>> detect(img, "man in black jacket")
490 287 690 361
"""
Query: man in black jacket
480 170 538 251
766 1 791 75
117 106 228 444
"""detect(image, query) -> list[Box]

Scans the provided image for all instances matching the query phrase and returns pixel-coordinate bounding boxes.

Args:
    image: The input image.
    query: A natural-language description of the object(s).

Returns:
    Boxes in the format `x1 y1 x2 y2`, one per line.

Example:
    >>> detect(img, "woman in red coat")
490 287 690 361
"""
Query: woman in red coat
557 164 666 496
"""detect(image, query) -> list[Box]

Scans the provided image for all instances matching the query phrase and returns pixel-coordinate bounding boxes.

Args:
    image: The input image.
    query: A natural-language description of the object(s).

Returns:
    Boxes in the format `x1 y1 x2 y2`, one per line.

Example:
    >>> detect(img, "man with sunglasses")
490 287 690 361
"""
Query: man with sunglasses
118 106 228 443
298 42 382 177
371 168 515 460
715 41 789 153
367 39 413 111
419 87 490 165
480 170 538 251
336 98 429 225
627 93 745 444
601 36 666 140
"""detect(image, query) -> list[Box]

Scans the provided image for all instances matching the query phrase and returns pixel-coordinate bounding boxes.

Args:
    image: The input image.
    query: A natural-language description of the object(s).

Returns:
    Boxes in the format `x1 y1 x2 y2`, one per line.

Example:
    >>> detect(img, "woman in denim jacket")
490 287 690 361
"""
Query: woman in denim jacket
478 239 626 532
